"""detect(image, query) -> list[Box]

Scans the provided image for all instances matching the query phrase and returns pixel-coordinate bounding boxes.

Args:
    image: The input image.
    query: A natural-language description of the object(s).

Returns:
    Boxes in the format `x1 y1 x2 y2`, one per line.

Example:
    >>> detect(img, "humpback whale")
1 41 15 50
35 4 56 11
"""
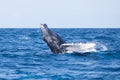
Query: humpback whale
40 24 106 54
40 24 66 53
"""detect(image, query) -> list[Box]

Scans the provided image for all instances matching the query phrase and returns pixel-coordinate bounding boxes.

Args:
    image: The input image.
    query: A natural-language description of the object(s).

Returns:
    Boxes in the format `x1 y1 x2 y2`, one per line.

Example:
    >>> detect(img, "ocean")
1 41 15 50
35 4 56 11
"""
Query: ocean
0 28 120 80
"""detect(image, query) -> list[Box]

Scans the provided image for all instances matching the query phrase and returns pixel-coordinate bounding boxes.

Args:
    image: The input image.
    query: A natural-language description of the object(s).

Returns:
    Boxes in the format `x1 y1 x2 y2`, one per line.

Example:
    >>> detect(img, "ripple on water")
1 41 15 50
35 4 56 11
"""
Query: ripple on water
0 29 120 80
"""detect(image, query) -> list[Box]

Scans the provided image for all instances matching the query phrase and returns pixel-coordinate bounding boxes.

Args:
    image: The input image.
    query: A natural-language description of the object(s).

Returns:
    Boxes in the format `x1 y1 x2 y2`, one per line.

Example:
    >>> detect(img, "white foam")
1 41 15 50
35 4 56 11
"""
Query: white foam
19 36 30 40
61 42 108 53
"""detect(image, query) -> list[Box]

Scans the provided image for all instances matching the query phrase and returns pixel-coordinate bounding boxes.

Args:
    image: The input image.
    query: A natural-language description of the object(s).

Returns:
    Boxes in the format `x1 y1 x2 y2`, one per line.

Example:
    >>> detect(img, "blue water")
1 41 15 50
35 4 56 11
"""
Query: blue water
0 28 120 80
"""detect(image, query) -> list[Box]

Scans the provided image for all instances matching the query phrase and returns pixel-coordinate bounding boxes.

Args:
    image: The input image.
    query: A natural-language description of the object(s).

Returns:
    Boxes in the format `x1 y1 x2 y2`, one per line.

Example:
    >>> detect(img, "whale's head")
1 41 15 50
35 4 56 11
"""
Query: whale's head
40 24 66 53
40 24 50 36
40 24 48 32
40 24 48 29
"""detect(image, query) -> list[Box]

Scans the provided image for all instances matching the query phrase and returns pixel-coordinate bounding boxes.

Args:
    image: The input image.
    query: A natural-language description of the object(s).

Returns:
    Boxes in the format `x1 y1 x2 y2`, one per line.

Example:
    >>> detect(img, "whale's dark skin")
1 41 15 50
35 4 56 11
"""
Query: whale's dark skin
40 24 66 53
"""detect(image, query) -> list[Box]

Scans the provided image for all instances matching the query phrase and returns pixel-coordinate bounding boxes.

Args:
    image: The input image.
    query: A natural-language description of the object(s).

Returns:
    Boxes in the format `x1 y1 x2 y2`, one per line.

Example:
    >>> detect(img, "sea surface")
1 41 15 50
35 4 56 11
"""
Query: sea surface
0 28 120 80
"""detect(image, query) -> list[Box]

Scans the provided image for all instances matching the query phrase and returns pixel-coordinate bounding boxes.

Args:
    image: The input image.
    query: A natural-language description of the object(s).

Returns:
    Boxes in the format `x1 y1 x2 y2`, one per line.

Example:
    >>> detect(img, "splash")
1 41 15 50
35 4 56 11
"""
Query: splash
61 42 108 53
19 36 30 40
95 42 108 52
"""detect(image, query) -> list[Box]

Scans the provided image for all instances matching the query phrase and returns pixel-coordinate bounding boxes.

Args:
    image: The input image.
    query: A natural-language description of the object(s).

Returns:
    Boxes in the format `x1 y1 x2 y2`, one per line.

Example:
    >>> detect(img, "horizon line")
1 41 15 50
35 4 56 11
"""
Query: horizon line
0 27 119 29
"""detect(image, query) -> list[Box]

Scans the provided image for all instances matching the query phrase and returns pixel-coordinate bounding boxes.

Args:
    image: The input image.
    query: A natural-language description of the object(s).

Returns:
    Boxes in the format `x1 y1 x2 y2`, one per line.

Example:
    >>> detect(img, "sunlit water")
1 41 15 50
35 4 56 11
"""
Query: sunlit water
0 28 120 80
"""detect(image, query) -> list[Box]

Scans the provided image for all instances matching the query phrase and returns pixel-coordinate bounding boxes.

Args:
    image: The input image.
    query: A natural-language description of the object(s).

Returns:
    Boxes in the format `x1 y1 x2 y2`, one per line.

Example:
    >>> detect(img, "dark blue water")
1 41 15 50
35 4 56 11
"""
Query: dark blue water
0 28 120 80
